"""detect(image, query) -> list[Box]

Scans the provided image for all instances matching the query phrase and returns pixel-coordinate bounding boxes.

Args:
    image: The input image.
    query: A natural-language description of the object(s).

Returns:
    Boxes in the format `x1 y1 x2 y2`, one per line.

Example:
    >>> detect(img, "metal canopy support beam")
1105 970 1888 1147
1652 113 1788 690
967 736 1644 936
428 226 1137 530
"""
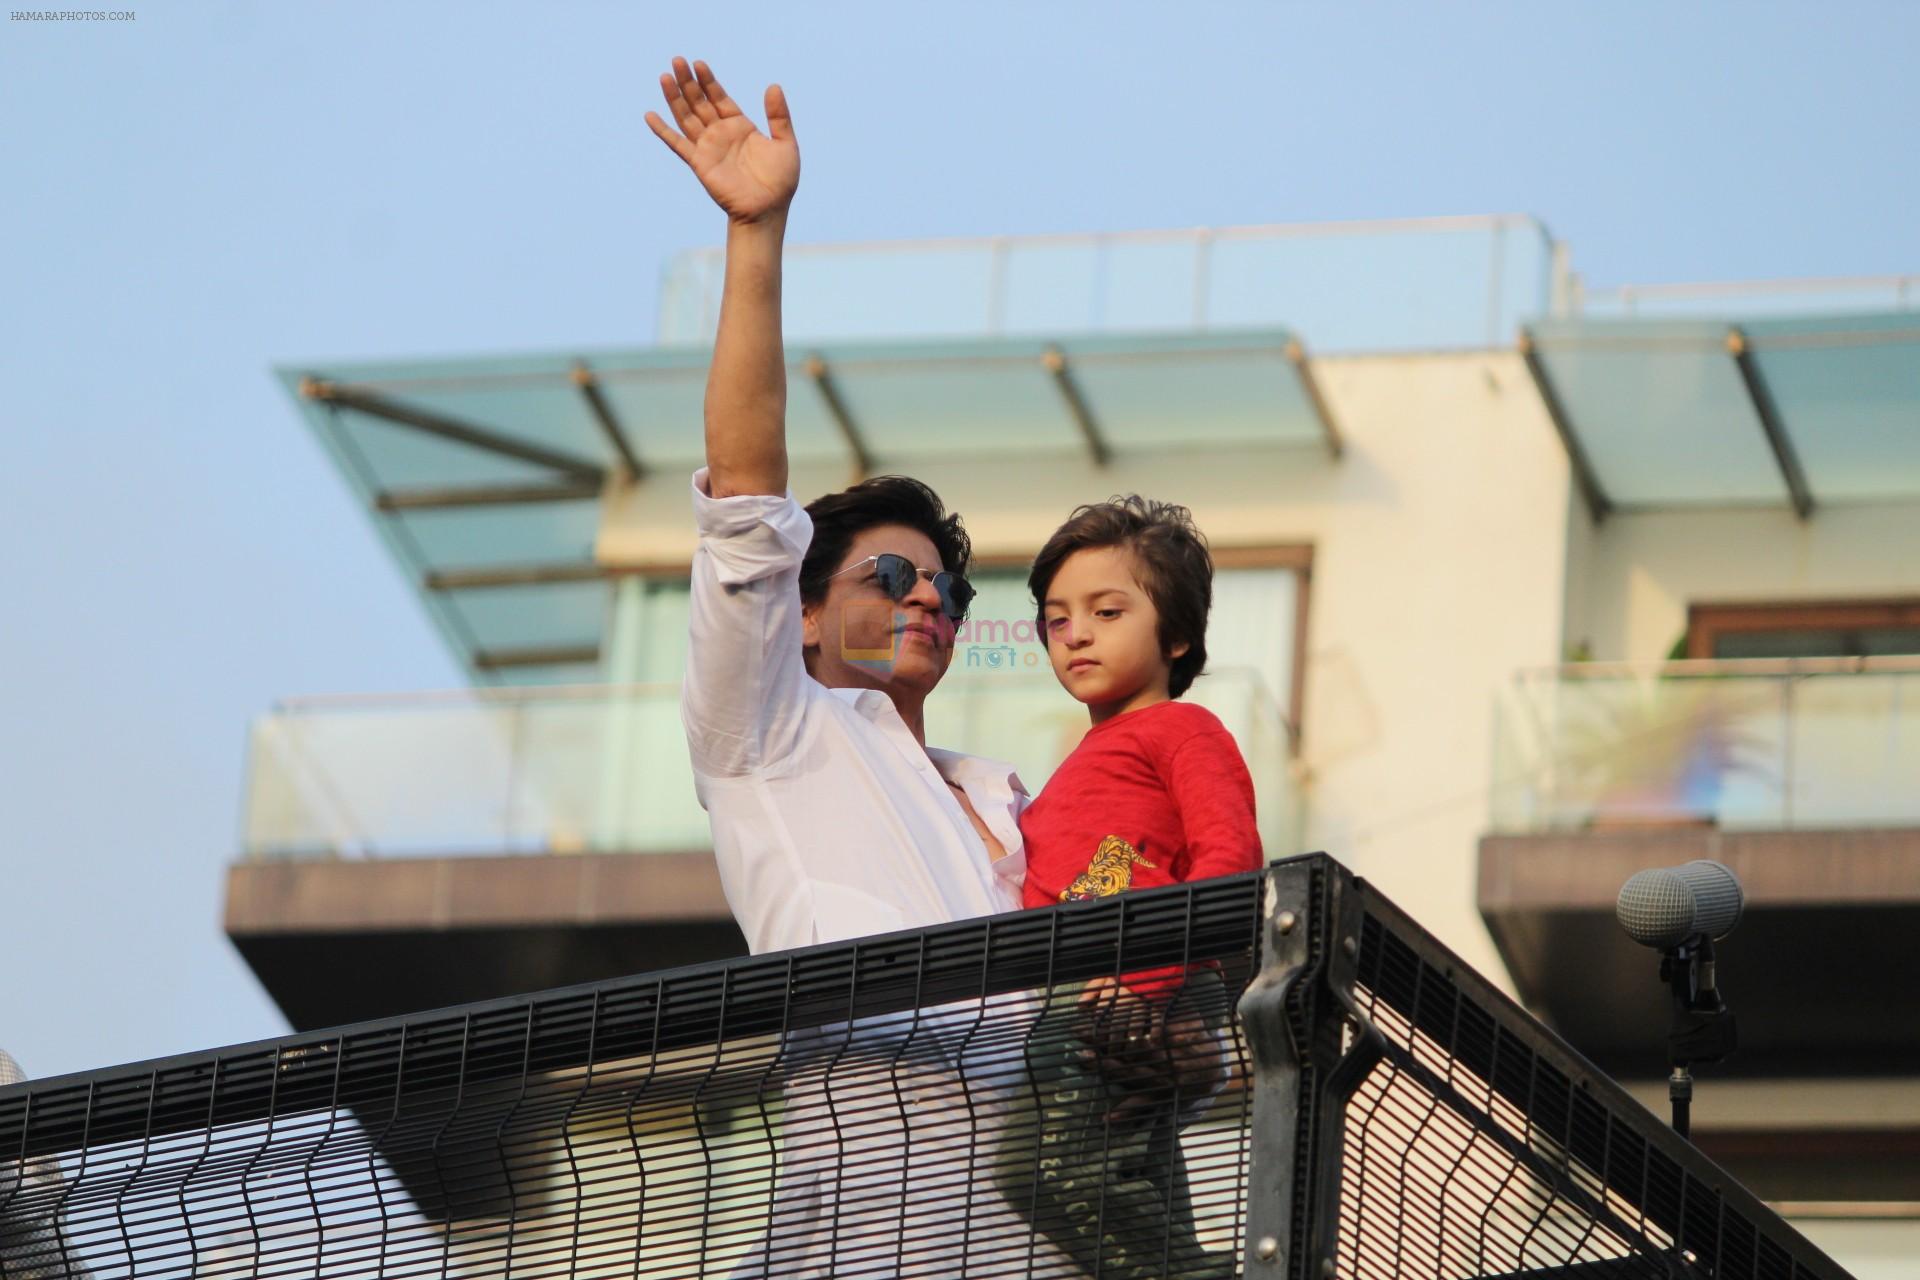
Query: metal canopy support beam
803 354 875 481
1284 339 1344 459
301 377 605 483
1041 346 1111 466
571 360 645 481
425 563 605 591
1517 330 1613 524
1727 327 1814 521
472 644 601 671
376 480 603 512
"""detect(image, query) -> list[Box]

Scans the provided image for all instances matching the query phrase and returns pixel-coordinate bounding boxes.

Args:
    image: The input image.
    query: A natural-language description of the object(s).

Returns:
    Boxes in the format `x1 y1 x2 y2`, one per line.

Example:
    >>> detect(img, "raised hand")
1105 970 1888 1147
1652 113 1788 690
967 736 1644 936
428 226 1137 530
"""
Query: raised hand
645 58 799 224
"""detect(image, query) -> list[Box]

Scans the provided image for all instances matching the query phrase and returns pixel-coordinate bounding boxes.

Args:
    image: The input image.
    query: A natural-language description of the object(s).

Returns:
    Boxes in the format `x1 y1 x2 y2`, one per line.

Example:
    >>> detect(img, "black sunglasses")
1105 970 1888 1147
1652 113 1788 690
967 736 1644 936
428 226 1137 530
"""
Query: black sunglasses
829 553 975 621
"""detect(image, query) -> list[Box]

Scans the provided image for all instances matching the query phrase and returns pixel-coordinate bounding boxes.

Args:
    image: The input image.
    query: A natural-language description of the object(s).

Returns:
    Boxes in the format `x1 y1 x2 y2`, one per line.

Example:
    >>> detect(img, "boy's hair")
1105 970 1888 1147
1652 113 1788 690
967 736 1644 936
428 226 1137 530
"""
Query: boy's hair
799 475 972 608
1028 495 1212 698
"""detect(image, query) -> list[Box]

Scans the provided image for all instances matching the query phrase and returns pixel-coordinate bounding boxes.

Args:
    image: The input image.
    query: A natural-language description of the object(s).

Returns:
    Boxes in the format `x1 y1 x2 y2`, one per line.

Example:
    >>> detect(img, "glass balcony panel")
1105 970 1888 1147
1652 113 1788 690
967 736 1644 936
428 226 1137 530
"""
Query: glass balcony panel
1491 661 1920 833
1209 228 1515 351
1097 238 1208 333
244 671 1300 861
782 243 997 341
1784 673 1920 828
1581 278 1919 321
655 218 1554 350
655 249 721 345
246 701 524 857
998 240 1104 333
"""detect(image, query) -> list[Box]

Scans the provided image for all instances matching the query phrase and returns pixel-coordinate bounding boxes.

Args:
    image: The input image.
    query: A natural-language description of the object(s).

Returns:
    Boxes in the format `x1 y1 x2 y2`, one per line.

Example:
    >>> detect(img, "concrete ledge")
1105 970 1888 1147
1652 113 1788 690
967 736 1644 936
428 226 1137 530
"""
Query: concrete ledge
1478 826 1920 1078
223 852 744 1030
225 850 732 935
1481 826 1920 913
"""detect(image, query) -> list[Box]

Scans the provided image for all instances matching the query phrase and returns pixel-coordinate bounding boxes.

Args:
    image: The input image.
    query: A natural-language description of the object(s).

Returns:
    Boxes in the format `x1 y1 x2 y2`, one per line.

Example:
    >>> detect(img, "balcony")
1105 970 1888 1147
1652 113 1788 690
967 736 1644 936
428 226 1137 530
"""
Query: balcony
1478 658 1920 1077
228 669 1300 1029
656 215 1559 351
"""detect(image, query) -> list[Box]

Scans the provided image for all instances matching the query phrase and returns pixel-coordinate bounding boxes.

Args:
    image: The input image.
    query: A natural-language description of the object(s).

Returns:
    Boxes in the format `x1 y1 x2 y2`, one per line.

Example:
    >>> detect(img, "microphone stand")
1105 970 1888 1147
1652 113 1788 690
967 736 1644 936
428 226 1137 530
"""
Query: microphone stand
1658 937 1737 1139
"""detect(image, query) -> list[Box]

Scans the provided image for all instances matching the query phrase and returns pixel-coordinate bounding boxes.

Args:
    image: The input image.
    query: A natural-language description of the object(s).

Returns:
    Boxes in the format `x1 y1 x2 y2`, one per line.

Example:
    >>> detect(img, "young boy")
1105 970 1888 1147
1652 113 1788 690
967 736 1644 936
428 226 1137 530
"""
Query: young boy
997 496 1262 1280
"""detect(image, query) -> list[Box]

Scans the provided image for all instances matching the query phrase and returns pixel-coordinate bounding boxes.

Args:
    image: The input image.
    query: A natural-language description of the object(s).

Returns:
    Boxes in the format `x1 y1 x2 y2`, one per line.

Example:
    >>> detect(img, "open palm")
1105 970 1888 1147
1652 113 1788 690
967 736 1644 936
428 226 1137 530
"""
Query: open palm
646 58 799 223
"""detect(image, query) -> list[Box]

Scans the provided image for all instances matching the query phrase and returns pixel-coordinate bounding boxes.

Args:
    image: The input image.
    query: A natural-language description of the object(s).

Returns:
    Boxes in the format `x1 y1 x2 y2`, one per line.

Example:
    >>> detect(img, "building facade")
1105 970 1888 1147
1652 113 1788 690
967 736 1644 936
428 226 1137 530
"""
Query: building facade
227 219 1920 1275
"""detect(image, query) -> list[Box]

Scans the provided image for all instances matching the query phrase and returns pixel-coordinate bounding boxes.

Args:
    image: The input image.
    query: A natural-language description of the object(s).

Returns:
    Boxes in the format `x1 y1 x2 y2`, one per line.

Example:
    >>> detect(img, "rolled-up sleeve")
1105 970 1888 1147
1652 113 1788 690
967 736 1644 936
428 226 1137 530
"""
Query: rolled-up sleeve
681 468 816 777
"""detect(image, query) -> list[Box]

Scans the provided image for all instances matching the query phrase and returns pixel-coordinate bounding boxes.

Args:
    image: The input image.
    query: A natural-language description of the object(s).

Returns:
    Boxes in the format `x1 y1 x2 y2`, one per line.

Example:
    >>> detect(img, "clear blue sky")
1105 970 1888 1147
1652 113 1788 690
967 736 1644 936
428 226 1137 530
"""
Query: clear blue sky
1 1 1914 1080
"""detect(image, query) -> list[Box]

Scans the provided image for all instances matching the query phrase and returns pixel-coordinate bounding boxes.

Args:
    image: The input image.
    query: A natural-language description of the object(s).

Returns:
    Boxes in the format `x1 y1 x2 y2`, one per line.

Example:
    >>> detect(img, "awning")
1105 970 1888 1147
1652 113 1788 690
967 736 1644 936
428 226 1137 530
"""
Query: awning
279 328 1339 682
1522 310 1920 520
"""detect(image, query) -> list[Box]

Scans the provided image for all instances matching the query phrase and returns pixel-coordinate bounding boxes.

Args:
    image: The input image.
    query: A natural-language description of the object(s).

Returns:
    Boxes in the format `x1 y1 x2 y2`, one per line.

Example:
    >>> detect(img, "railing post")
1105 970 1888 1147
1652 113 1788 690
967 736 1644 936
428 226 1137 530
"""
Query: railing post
986 236 1009 335
1485 220 1508 347
1782 671 1797 829
1237 858 1342 1278
1191 228 1214 330
503 698 527 851
1549 240 1575 319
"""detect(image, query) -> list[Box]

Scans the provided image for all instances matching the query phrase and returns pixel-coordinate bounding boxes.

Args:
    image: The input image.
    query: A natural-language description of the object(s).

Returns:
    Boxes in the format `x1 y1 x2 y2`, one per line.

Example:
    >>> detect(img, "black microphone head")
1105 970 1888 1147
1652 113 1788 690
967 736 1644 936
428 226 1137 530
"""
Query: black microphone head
1616 860 1744 949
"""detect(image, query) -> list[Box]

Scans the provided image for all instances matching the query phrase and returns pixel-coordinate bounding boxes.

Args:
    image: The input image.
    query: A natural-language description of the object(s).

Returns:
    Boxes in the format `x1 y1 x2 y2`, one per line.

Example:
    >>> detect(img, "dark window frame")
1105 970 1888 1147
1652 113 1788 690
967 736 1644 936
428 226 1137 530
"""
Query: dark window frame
1686 597 1920 660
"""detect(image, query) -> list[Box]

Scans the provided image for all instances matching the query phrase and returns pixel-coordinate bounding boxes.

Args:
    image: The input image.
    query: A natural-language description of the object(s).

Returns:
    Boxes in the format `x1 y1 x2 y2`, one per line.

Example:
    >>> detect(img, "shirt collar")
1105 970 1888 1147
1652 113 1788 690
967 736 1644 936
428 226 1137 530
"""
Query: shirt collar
925 746 1029 800
824 684 1030 800
826 685 896 721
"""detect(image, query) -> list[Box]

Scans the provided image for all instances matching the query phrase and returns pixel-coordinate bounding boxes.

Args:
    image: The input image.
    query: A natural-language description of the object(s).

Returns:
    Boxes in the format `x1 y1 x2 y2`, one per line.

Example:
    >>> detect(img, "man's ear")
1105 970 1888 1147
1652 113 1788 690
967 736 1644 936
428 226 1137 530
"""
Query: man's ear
801 598 823 651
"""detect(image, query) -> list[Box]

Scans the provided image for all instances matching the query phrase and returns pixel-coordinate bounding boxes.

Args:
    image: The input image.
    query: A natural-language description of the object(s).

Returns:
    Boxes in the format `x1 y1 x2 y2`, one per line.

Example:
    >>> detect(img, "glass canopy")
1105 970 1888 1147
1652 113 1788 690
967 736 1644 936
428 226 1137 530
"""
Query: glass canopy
1525 309 1920 516
279 328 1334 683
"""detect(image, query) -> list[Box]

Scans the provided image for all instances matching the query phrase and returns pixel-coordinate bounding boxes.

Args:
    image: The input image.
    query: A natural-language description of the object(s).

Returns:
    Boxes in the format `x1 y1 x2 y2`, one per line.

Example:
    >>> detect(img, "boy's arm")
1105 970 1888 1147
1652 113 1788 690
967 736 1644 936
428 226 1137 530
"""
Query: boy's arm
645 57 799 497
1168 729 1264 880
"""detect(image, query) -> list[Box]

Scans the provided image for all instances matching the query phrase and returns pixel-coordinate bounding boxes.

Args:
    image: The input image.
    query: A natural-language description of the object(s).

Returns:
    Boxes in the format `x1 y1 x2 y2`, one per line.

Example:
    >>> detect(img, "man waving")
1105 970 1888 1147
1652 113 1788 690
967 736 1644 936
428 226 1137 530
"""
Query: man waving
647 58 1076 1278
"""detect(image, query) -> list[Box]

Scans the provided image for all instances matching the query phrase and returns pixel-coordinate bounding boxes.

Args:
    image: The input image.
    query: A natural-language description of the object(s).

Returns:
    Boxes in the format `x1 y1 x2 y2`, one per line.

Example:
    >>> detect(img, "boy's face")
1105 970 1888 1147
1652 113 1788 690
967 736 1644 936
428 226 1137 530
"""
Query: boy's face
1041 545 1188 720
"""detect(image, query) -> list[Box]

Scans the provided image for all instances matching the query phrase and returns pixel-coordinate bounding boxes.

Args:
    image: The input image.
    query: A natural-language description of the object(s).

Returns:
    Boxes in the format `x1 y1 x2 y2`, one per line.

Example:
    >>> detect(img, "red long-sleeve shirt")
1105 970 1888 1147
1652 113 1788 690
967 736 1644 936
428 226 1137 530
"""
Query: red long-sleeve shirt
1020 700 1262 910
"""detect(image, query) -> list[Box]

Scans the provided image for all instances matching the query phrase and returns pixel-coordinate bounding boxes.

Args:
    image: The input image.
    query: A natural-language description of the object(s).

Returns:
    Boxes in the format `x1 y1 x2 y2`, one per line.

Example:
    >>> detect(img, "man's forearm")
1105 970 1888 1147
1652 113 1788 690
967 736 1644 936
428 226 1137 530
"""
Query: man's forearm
704 215 790 498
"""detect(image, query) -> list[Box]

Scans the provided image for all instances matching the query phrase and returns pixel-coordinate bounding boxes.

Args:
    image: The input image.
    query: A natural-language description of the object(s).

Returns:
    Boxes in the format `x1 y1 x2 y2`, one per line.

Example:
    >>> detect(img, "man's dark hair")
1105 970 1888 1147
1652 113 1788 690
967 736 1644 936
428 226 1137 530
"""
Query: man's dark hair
1027 495 1212 698
799 475 972 607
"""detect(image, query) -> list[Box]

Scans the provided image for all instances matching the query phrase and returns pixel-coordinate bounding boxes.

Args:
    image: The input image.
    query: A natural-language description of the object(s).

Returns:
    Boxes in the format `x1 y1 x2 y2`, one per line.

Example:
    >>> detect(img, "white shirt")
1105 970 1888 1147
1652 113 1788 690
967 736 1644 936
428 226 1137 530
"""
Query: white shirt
681 472 1080 1278
680 469 1030 953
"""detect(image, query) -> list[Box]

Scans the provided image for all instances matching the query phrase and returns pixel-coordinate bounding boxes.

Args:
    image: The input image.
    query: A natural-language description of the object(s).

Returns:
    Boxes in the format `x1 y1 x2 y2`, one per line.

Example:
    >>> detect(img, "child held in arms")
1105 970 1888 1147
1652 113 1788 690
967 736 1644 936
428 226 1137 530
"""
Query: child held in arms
997 495 1262 1280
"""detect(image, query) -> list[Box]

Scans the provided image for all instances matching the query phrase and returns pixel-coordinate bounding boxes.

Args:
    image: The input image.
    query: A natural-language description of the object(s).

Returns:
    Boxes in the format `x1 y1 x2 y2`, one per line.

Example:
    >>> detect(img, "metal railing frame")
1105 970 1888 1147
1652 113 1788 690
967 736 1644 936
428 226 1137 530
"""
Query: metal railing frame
1 856 1855 1280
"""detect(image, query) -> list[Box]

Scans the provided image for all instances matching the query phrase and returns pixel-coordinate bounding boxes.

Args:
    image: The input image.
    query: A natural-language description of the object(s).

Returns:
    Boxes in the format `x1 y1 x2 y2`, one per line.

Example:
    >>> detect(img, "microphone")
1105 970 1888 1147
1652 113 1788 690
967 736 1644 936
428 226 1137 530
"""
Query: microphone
1615 860 1744 950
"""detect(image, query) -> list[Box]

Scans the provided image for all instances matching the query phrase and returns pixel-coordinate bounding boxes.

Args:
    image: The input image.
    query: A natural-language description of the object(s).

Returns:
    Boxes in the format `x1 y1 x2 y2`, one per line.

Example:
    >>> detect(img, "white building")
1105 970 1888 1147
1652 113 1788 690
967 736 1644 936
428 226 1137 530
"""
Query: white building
227 218 1920 1276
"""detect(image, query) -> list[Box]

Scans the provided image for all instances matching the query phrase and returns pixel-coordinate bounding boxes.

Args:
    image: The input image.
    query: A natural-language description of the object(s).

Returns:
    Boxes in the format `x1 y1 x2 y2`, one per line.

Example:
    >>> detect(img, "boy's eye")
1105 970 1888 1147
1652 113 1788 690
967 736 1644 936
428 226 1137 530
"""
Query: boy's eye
1095 608 1121 620
1045 616 1068 630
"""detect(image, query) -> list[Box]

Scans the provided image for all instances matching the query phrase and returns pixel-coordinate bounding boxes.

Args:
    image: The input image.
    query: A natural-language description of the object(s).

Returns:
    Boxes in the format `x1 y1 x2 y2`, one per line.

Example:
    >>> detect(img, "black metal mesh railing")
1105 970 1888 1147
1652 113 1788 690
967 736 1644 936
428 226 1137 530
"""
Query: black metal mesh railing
0 857 1855 1280
1321 875 1849 1280
0 877 1263 1280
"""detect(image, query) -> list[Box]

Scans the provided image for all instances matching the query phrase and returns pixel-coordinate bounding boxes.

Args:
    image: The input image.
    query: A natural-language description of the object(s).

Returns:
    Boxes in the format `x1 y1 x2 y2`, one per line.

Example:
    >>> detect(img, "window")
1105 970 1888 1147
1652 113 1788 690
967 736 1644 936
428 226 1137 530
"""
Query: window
1686 599 1920 660
607 549 1311 804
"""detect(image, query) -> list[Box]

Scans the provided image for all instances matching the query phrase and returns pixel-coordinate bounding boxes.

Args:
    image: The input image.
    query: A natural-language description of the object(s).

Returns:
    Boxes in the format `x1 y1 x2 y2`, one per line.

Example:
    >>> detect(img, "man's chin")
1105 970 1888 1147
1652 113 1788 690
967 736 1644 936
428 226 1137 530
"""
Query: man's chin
882 651 947 692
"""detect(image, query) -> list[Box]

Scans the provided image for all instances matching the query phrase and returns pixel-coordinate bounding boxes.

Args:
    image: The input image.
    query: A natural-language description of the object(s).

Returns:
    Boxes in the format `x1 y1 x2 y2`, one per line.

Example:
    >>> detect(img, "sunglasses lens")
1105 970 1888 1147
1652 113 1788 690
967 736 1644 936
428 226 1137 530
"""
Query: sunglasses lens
869 554 971 620
872 554 915 601
937 573 974 621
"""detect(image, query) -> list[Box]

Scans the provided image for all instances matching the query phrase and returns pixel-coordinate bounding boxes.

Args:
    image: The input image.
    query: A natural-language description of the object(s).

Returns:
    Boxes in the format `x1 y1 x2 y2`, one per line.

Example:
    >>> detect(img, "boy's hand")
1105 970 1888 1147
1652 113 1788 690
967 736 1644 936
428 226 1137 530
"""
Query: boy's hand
645 57 799 225
1073 978 1229 1127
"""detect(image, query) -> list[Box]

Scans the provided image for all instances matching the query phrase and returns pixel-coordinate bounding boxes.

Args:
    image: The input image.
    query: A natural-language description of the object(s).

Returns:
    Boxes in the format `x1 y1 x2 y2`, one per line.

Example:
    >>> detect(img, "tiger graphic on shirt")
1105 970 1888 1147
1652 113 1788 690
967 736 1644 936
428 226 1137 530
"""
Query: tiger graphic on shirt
1059 835 1156 901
